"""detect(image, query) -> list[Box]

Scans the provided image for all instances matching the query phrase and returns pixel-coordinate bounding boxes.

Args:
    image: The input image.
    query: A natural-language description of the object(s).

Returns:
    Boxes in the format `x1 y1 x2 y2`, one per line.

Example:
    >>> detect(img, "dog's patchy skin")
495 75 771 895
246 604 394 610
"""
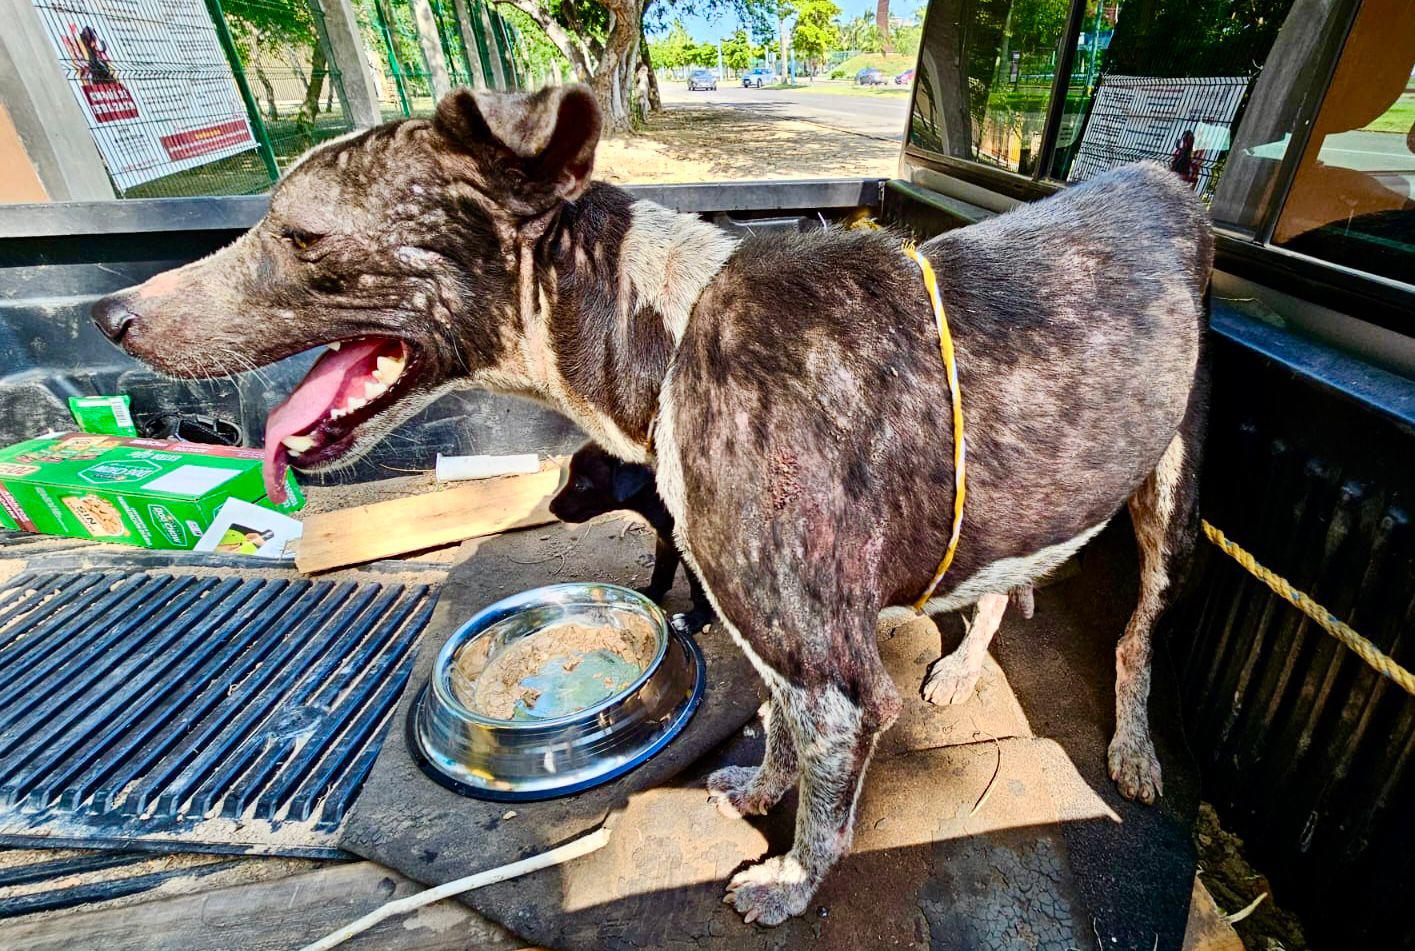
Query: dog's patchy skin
90 85 1212 926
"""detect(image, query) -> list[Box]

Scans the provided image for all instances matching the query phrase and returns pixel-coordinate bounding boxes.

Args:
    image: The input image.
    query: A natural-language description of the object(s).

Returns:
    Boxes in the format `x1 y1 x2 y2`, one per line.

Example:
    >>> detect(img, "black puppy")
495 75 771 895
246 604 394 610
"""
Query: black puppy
550 443 713 634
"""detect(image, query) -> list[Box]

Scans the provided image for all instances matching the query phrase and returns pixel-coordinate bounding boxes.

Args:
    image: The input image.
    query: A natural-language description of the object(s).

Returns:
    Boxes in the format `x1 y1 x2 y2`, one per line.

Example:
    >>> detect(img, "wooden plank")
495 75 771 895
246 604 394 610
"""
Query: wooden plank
296 468 564 574
0 860 527 951
1183 877 1246 951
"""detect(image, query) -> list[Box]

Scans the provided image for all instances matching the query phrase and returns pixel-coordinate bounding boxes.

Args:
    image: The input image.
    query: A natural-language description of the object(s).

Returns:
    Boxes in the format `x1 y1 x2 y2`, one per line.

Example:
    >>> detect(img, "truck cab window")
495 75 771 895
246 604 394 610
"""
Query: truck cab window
1270 0 1415 287
908 0 1073 175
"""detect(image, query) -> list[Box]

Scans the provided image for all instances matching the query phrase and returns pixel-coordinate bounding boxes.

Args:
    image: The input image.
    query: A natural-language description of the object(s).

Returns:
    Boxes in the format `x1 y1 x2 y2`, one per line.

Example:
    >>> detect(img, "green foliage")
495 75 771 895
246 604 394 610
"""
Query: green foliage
790 0 840 65
891 20 921 56
1007 0 1068 51
838 13 881 52
649 19 717 68
500 5 572 77
223 0 312 50
720 27 765 69
645 0 776 40
1102 0 1294 76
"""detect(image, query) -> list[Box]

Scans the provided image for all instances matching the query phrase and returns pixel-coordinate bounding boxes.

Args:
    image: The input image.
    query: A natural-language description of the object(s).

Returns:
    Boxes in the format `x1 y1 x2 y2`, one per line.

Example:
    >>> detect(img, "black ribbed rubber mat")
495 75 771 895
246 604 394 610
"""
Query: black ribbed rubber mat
0 847 244 917
0 569 438 857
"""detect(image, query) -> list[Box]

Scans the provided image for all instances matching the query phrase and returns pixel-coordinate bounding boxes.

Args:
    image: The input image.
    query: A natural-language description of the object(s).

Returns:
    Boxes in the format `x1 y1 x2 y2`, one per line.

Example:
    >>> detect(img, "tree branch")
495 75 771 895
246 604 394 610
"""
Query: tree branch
490 0 592 77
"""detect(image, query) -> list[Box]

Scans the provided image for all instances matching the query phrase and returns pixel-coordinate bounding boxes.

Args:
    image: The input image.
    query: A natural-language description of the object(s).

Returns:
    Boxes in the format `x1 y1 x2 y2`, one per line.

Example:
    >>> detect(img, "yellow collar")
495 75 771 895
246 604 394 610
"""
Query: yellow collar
902 242 967 611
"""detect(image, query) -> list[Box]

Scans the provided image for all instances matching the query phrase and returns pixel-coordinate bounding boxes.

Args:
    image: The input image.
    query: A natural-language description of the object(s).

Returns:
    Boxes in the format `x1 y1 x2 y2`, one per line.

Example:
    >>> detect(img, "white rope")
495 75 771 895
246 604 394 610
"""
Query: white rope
298 826 611 951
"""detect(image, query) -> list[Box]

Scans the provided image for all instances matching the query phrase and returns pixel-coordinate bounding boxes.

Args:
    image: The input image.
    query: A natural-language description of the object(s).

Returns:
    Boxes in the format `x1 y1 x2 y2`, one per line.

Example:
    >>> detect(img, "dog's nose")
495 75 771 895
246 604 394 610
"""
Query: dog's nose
92 295 139 343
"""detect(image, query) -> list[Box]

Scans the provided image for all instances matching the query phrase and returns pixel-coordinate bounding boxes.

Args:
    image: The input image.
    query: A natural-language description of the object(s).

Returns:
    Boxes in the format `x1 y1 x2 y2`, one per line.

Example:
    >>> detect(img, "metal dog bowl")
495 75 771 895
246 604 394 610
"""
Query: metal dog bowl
411 583 705 801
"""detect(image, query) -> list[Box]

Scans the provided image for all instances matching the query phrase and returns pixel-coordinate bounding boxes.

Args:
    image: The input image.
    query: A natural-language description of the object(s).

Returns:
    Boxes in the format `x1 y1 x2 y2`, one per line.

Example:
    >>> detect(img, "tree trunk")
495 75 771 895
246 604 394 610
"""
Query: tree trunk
639 30 660 111
488 0 640 131
589 0 641 132
250 40 279 120
876 0 892 53
256 63 279 119
300 41 328 119
492 0 592 81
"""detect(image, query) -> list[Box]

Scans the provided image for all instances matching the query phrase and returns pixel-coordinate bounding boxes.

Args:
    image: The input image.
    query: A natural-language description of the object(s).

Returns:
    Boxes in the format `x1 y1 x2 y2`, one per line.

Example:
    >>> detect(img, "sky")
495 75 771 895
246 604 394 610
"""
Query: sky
652 0 926 44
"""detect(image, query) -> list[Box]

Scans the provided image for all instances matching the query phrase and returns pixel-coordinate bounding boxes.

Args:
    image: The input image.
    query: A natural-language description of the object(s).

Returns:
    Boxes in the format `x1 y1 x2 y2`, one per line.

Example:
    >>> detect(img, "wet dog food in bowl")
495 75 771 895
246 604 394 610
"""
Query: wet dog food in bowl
412 583 704 800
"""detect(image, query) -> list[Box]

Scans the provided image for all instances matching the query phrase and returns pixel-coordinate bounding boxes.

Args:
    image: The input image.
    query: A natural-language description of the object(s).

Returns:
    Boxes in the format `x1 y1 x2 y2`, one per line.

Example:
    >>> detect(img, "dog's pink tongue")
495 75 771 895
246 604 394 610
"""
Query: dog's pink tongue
262 339 383 502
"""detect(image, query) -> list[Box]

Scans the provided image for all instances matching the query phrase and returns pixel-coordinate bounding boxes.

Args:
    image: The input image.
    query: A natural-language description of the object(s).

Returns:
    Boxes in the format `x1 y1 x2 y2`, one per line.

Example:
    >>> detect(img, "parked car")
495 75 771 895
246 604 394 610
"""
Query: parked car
742 67 772 88
855 67 886 86
895 68 914 85
688 69 717 91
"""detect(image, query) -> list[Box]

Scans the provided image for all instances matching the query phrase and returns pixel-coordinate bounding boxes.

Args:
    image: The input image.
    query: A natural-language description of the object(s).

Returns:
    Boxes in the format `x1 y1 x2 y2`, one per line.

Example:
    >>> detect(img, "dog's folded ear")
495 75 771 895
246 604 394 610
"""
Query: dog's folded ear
434 84 601 212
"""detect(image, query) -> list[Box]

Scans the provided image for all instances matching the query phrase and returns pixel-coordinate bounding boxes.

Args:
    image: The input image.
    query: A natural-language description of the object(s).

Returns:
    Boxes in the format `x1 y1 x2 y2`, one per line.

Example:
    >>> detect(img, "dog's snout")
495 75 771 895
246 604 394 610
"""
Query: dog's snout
92 295 139 343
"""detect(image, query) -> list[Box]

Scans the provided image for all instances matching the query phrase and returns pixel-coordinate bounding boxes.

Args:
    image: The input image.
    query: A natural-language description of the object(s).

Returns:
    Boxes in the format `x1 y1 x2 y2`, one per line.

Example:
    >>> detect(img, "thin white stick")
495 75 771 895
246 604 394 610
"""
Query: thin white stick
297 827 611 951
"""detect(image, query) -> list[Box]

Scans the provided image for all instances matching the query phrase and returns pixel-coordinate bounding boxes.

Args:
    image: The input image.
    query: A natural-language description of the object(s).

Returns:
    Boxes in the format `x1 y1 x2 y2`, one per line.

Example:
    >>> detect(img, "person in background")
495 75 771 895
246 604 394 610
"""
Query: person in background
1170 130 1200 187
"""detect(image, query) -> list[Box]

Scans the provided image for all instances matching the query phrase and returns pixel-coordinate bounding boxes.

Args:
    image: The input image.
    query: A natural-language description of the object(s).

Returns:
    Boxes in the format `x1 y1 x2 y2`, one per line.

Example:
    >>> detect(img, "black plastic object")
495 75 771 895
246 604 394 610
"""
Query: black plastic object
0 570 438 856
138 411 244 446
0 848 242 918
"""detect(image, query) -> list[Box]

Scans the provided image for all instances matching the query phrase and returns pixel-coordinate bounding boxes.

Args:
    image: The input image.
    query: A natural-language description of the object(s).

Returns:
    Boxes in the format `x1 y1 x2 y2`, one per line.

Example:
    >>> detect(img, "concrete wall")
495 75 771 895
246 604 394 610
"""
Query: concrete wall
0 0 115 201
0 104 49 203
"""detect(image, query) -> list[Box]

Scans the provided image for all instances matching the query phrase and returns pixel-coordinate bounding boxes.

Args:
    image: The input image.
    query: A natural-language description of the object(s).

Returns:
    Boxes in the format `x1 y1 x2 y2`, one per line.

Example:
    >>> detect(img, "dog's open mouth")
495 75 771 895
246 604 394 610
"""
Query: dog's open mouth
263 336 418 502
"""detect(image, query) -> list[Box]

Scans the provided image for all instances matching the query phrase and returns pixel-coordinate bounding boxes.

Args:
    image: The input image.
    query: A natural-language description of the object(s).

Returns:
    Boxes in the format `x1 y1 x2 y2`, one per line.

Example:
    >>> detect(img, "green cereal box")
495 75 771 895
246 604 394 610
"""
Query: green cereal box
68 395 138 437
0 433 304 549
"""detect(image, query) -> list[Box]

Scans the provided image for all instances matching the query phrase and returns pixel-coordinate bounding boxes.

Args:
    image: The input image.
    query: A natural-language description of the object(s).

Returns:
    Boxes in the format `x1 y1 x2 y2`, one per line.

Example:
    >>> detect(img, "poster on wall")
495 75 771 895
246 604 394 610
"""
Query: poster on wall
31 0 259 191
1069 75 1250 202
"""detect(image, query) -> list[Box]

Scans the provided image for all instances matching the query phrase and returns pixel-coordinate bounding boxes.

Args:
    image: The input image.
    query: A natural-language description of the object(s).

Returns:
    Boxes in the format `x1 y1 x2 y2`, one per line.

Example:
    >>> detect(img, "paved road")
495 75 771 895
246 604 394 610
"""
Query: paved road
660 81 912 142
1321 129 1414 169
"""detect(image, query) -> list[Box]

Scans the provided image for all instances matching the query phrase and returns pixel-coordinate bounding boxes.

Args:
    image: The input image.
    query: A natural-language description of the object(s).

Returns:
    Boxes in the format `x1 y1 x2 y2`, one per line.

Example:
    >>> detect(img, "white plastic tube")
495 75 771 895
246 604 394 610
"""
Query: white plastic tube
434 453 540 482
298 827 611 951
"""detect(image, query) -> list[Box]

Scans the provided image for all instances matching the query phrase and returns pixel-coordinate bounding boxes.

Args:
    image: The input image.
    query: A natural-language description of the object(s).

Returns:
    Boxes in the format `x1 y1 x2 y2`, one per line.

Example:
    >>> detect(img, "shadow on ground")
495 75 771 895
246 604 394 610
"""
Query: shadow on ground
343 516 1202 950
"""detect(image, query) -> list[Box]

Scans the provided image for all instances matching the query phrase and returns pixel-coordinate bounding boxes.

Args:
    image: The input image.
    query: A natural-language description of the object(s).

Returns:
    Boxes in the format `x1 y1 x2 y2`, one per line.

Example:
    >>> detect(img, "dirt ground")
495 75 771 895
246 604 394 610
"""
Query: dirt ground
594 105 898 184
1195 802 1310 950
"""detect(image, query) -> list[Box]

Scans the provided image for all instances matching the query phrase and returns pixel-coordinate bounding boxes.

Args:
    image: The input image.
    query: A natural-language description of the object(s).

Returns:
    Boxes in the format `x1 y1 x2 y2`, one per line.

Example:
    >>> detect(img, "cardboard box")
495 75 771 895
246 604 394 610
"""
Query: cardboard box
0 433 304 549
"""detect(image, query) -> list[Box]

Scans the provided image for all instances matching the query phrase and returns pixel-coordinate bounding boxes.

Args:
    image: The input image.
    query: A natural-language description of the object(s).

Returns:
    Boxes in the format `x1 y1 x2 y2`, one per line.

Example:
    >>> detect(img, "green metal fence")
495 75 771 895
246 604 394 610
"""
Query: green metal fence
363 0 521 119
212 0 358 185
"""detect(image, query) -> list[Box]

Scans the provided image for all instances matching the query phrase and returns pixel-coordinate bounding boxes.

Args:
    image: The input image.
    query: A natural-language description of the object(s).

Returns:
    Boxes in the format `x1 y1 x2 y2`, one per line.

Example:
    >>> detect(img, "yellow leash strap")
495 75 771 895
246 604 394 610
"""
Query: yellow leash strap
903 241 966 612
1201 520 1415 695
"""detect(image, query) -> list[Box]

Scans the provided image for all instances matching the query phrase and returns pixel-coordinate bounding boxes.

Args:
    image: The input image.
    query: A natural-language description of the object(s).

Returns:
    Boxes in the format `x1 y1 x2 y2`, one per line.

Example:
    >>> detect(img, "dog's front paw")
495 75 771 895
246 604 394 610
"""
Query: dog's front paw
1107 729 1163 804
723 854 814 926
707 765 778 818
921 652 982 705
634 583 670 604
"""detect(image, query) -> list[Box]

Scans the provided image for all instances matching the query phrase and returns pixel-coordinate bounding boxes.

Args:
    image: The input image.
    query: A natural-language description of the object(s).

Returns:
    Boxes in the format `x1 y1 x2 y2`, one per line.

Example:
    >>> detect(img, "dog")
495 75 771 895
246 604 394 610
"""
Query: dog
90 85 1212 926
551 442 714 633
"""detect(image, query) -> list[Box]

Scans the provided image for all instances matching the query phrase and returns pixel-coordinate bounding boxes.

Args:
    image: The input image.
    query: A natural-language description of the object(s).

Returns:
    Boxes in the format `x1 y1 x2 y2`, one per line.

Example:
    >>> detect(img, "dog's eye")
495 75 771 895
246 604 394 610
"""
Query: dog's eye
282 229 322 252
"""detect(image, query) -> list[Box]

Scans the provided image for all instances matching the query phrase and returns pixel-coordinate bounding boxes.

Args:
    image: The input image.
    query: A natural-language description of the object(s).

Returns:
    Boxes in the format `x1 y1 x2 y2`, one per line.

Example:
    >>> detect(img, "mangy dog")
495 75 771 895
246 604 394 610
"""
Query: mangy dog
551 442 714 633
91 85 1212 925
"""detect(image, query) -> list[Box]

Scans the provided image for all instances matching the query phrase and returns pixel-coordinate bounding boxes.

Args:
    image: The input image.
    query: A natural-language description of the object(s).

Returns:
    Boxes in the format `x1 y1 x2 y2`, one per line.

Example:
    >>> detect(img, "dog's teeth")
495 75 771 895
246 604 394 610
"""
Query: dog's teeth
375 355 405 383
327 341 341 351
330 407 346 420
282 435 315 453
364 380 387 400
344 396 366 411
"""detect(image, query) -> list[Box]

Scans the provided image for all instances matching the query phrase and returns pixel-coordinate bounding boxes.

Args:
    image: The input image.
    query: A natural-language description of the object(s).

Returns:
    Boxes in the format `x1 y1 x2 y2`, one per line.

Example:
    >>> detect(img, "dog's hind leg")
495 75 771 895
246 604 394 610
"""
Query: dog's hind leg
707 691 798 818
922 592 1008 705
723 645 901 926
1109 427 1200 803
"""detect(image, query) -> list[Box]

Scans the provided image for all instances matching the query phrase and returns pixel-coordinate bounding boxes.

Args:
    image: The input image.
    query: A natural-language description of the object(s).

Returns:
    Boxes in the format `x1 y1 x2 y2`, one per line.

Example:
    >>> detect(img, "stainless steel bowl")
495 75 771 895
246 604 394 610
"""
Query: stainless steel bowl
412 583 705 801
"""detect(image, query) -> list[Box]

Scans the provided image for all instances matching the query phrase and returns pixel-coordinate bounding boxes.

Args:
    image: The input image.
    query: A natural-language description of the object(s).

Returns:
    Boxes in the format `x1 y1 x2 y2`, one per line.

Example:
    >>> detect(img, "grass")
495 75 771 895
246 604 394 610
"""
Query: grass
1363 94 1414 134
828 52 916 80
767 80 910 96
